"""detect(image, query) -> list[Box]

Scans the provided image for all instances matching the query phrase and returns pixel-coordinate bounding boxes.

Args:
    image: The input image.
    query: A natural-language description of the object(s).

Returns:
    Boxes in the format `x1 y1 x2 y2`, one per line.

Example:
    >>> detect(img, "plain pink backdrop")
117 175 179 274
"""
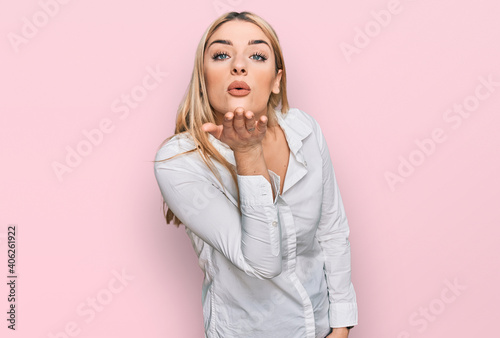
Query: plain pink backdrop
1 0 499 337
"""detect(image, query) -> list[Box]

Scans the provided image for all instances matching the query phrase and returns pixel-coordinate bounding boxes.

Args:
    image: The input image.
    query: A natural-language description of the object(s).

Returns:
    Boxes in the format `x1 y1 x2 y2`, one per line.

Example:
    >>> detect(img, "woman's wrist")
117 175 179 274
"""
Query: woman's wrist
233 145 266 176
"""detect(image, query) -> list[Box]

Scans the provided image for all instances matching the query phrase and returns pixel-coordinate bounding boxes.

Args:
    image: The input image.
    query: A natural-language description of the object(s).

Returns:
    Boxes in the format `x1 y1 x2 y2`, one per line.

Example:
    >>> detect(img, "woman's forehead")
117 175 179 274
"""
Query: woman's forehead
208 21 270 47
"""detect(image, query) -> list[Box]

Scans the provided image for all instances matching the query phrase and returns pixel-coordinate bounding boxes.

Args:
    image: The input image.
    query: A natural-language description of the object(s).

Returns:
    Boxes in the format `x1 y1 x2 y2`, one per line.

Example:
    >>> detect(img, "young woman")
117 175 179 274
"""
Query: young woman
154 11 358 338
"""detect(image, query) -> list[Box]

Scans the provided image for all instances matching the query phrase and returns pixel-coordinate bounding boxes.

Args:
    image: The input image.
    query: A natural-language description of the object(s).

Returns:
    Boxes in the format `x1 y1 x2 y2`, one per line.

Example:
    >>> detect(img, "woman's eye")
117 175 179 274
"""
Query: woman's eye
211 51 268 61
251 52 267 61
212 52 229 60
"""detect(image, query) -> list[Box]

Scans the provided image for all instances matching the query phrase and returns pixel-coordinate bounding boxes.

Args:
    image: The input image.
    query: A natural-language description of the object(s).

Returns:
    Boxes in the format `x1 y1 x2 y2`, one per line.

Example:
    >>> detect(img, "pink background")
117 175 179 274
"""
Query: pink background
1 0 499 337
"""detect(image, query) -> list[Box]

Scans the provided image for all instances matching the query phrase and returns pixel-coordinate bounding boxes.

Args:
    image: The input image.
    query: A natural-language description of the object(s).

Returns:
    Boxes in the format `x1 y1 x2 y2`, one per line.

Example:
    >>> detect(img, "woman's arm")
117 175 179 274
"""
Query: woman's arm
308 114 358 329
154 150 282 279
234 144 276 202
154 110 282 279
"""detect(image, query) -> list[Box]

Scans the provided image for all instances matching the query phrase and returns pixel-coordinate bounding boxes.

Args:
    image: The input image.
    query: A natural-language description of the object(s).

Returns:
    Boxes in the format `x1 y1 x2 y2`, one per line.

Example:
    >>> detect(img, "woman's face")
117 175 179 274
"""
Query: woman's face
203 20 282 123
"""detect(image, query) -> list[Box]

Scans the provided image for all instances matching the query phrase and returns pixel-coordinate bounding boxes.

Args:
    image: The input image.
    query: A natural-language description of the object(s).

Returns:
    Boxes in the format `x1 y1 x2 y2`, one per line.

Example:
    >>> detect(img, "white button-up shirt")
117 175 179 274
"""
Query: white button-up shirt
154 108 358 338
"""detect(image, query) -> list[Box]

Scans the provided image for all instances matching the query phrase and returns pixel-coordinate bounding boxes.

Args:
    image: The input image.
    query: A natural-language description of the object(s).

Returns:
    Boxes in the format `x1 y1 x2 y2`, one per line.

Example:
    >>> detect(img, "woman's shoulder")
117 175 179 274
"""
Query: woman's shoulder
154 132 197 166
282 107 318 127
280 107 322 138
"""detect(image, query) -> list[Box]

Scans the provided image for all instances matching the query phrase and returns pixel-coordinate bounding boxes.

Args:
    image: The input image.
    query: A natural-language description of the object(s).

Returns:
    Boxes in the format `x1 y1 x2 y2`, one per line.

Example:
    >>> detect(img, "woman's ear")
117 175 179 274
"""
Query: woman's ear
272 69 283 94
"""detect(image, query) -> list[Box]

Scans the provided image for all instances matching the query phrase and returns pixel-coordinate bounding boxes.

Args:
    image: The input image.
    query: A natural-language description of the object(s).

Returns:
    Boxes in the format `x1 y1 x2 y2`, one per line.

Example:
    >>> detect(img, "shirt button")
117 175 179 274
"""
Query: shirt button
304 161 307 167
272 221 278 227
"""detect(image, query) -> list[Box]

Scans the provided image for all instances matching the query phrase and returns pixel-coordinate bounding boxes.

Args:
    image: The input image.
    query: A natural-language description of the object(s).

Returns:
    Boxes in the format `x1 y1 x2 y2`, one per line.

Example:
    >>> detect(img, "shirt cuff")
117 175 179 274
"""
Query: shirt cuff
328 302 358 329
237 170 281 206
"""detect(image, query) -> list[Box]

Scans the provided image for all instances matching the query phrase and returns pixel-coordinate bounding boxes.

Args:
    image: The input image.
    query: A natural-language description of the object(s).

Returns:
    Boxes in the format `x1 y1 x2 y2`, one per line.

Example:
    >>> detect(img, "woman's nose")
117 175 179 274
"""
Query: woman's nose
231 57 247 75
231 65 246 75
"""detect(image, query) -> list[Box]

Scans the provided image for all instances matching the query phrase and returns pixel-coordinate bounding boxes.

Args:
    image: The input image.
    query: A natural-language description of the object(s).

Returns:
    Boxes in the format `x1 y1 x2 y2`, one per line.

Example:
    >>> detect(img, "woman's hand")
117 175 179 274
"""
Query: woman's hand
326 327 350 338
201 107 268 153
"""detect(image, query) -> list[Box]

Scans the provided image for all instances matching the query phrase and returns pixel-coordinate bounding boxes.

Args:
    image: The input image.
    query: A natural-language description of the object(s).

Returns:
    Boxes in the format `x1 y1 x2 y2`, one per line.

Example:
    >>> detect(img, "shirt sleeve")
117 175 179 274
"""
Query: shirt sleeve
154 147 283 280
310 117 359 329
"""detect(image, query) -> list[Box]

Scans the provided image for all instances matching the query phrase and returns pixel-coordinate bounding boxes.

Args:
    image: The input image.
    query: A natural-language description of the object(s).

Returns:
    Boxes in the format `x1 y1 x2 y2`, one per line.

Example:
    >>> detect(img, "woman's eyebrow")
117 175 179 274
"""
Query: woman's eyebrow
207 39 270 50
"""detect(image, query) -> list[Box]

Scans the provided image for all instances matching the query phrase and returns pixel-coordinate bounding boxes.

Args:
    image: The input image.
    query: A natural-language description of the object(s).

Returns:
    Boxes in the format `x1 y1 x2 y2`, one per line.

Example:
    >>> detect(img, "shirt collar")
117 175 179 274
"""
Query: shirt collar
207 108 312 167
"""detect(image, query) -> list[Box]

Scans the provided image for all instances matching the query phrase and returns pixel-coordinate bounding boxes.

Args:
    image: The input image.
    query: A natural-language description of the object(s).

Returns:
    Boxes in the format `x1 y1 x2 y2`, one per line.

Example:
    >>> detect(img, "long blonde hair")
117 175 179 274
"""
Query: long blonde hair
154 11 290 227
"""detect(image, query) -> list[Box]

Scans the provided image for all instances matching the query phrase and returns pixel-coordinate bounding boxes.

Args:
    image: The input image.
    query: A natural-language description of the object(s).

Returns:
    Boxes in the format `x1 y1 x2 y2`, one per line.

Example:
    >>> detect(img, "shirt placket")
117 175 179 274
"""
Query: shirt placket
276 117 316 337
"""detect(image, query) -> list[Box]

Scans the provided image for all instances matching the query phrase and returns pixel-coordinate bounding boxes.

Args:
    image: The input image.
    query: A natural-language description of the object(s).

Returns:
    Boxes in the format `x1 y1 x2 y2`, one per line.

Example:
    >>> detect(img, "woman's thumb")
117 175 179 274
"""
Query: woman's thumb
202 123 214 133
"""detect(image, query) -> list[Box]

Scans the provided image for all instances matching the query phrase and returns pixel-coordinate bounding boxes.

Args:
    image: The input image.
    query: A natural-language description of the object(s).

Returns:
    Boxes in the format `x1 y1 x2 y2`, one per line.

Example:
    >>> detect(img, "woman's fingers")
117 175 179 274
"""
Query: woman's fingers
201 122 215 133
222 112 236 139
201 107 267 148
232 107 247 135
202 122 222 139
256 115 268 134
244 111 255 133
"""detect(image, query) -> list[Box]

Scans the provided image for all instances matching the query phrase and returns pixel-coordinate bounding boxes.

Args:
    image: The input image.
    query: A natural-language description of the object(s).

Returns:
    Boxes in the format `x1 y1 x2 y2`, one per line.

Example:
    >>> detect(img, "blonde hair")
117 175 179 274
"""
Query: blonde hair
154 11 290 227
